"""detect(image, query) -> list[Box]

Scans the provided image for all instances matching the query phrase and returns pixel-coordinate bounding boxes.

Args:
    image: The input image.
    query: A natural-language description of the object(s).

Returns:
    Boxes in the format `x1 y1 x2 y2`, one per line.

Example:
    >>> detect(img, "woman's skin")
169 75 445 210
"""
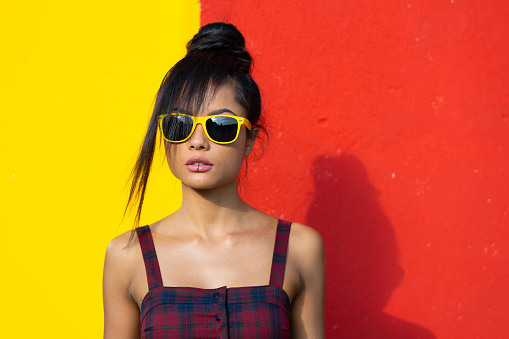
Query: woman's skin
103 83 326 339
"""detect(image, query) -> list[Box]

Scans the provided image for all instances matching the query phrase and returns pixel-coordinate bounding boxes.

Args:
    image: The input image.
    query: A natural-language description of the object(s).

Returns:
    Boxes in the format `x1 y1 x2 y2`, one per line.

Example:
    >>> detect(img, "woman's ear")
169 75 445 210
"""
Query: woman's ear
244 127 259 157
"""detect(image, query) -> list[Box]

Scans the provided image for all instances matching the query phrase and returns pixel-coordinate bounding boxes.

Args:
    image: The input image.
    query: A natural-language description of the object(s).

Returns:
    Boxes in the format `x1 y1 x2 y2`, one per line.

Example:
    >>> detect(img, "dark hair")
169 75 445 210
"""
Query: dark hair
125 22 265 234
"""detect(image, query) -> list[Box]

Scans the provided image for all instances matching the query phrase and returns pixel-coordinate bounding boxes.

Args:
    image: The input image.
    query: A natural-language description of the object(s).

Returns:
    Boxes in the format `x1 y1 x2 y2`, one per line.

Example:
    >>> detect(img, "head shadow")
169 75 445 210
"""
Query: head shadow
306 154 435 338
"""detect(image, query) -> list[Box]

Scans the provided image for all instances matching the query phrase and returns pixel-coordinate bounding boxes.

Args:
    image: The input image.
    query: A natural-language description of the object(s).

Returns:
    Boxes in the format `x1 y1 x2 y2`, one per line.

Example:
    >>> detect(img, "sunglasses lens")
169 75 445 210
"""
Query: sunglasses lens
206 116 239 142
161 114 193 142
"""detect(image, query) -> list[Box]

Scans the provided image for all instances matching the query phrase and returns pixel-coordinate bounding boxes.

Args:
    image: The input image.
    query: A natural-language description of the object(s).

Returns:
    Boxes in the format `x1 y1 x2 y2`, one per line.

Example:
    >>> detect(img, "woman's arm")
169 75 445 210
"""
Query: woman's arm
289 223 326 338
103 235 141 339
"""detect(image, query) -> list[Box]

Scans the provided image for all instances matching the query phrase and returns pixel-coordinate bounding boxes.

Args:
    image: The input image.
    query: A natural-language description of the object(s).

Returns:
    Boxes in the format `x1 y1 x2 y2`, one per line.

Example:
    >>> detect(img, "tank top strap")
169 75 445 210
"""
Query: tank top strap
269 219 292 288
136 226 163 290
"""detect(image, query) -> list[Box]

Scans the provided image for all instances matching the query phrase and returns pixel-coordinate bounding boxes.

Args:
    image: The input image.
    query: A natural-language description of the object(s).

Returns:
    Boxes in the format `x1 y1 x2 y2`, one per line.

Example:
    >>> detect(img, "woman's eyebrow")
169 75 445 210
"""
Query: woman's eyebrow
170 108 237 116
207 109 237 116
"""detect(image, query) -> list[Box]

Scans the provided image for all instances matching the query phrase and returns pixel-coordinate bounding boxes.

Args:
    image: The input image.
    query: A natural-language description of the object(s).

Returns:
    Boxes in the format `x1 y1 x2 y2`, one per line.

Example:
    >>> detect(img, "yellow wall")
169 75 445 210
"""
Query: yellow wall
0 1 198 337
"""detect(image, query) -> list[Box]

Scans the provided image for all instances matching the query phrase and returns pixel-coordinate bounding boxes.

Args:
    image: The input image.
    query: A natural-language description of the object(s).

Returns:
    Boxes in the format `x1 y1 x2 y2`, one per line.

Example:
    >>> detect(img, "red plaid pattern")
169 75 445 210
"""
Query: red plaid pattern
136 220 292 338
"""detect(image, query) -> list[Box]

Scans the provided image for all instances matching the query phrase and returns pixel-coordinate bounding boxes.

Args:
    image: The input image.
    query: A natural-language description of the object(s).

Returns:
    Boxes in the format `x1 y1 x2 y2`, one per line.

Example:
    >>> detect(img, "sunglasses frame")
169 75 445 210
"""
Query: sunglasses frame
158 113 252 144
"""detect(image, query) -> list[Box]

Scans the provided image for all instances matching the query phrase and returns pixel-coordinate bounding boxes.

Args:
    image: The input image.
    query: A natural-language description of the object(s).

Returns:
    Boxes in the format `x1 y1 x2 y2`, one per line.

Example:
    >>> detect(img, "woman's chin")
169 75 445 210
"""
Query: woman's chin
182 177 237 192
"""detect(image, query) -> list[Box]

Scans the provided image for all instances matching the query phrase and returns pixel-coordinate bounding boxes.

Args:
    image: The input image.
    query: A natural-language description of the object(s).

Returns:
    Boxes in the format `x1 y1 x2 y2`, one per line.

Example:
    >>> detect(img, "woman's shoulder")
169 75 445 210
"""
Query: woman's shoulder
107 229 140 253
104 229 143 280
287 222 325 269
288 222 324 250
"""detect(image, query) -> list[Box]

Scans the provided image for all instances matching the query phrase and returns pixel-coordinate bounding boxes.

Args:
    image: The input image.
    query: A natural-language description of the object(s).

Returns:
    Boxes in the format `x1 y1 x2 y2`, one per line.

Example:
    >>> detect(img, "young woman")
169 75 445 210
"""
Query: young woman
103 22 325 338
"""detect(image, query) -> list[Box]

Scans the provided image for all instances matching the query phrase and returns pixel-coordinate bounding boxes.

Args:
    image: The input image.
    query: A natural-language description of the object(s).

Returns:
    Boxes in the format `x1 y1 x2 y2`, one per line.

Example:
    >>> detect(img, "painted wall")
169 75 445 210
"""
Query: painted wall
0 1 198 337
202 1 509 338
3 1 507 338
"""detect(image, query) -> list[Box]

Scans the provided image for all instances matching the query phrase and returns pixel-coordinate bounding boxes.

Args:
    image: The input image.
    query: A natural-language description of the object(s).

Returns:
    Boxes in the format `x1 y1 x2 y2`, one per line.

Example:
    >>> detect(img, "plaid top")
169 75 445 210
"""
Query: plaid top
136 219 292 339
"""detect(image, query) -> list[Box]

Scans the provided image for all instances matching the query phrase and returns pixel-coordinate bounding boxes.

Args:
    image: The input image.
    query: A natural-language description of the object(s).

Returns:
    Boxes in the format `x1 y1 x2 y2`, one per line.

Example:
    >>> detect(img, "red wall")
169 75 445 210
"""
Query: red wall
202 1 509 338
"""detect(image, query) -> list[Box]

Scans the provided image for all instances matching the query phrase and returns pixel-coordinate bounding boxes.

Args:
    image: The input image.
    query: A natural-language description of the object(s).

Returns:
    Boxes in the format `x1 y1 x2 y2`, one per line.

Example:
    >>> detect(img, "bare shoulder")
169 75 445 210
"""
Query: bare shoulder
106 230 140 258
104 230 142 282
287 222 325 276
289 222 325 257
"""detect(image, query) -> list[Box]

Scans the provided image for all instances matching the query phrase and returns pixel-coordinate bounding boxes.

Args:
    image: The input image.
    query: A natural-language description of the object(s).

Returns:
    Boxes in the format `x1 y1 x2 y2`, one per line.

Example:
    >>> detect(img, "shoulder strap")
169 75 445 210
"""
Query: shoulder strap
136 226 163 290
269 219 292 288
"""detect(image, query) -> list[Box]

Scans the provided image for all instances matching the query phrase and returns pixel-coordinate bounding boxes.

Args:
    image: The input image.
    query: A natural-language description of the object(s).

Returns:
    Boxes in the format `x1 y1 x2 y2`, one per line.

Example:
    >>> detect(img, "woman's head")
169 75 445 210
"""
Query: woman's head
127 22 264 226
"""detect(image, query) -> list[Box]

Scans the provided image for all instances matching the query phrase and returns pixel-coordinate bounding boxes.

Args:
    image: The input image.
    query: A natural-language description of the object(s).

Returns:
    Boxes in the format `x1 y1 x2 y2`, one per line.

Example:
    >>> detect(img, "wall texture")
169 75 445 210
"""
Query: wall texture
202 1 509 338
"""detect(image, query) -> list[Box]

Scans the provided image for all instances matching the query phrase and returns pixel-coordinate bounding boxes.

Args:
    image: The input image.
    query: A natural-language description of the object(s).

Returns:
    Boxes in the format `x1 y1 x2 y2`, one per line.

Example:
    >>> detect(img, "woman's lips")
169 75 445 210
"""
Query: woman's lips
185 156 213 172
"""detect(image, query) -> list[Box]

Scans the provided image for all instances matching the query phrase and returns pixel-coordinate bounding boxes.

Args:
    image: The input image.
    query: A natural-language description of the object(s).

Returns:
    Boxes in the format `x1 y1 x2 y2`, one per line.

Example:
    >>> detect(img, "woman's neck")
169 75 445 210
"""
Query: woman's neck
176 180 253 237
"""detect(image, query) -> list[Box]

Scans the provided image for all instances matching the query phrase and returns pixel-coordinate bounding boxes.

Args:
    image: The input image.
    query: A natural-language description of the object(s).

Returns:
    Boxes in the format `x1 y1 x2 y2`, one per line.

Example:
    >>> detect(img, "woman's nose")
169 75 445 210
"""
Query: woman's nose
188 123 210 150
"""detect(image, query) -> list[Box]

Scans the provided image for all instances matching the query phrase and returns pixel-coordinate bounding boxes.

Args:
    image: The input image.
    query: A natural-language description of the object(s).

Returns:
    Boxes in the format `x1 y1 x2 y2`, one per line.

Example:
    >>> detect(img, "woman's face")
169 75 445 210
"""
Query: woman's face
166 84 256 191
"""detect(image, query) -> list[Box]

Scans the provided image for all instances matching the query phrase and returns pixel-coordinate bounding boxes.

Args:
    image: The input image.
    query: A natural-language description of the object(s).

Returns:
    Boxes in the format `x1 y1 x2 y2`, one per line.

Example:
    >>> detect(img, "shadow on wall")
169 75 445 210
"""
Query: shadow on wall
306 154 435 339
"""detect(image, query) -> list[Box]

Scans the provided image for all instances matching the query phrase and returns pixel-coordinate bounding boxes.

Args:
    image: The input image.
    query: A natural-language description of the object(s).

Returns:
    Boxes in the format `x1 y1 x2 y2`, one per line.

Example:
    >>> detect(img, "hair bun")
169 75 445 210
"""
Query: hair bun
186 22 252 72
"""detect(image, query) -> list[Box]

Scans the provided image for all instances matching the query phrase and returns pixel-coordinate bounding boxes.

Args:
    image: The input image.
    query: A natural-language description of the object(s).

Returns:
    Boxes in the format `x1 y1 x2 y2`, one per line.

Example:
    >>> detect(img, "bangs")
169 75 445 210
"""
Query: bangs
159 53 236 118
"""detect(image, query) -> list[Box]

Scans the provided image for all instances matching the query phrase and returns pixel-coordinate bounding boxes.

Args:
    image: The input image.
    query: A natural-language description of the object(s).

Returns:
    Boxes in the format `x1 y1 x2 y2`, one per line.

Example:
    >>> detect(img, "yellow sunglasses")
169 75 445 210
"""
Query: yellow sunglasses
158 113 252 144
